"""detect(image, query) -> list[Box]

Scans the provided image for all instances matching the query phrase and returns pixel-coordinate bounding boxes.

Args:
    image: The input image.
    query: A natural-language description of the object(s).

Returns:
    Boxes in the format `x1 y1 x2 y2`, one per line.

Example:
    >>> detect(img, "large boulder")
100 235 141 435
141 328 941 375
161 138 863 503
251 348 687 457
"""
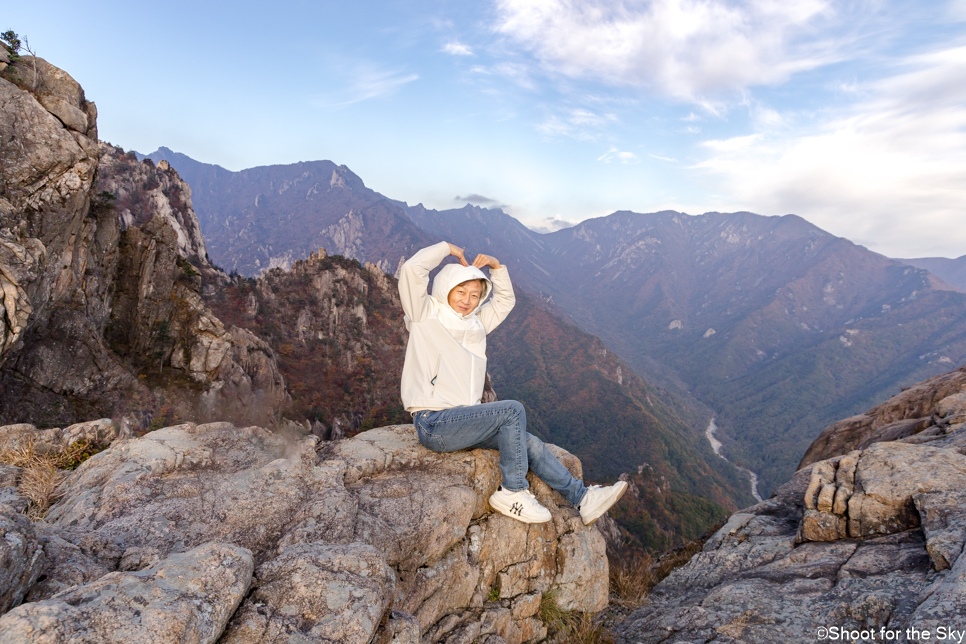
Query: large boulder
219 543 395 644
615 467 933 643
0 542 253 644
800 365 966 467
44 422 321 563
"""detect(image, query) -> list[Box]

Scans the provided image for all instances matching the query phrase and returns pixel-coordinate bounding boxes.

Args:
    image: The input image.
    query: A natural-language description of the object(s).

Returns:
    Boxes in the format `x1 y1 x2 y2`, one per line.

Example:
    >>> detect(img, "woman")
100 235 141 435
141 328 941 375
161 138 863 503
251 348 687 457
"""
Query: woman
398 241 626 524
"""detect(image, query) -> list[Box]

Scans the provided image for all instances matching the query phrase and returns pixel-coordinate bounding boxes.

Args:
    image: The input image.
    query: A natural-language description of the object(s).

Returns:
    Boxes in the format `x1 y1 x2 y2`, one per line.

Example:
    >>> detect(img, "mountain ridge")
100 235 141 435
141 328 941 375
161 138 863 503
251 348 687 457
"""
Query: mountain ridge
900 254 966 291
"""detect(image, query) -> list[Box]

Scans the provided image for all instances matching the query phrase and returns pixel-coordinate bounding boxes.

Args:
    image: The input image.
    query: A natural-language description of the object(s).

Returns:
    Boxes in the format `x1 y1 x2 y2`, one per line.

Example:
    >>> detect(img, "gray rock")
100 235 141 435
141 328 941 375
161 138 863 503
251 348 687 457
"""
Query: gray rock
61 418 117 448
0 487 27 513
0 57 288 428
906 540 966 632
617 371 966 644
0 541 252 643
21 422 602 643
36 93 87 133
375 610 422 644
219 543 395 644
45 423 321 562
0 463 20 487
913 490 966 570
24 529 111 602
0 503 45 614
800 366 966 467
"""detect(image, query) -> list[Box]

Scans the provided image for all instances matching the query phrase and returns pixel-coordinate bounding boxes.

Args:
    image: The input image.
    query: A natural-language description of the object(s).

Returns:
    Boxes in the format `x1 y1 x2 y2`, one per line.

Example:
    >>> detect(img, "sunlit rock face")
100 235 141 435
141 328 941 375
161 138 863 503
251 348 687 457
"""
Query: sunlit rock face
0 422 607 643
0 54 287 428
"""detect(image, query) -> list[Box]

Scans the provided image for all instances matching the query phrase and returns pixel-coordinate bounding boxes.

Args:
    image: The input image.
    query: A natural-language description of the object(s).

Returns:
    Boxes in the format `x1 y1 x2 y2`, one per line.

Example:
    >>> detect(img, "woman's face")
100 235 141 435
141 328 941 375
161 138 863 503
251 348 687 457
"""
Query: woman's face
448 280 483 316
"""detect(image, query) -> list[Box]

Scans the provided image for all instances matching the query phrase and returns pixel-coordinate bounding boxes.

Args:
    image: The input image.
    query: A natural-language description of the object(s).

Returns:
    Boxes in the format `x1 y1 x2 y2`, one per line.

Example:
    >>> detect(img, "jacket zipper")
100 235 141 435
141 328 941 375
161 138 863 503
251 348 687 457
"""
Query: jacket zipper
430 353 441 396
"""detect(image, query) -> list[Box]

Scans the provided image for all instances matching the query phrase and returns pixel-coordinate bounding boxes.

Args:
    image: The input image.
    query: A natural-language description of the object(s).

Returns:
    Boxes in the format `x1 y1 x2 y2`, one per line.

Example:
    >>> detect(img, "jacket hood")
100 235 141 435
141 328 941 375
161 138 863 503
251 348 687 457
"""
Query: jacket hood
431 263 492 316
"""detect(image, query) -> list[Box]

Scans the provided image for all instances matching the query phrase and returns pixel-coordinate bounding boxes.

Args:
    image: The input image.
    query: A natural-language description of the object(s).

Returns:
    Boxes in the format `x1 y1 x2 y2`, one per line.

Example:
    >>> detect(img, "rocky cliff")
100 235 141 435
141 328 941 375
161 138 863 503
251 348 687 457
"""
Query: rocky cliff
0 52 286 428
205 250 411 438
799 364 966 467
0 421 607 643
615 363 966 643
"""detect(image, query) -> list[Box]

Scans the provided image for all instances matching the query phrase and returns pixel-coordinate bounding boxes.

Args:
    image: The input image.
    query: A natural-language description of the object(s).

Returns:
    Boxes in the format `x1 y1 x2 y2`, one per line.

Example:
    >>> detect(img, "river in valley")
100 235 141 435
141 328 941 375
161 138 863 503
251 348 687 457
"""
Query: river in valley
705 417 763 503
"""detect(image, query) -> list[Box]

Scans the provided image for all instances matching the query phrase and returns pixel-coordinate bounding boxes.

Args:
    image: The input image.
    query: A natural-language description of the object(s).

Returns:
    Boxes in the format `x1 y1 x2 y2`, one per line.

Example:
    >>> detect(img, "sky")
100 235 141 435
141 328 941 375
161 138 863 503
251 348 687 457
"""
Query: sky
7 0 966 258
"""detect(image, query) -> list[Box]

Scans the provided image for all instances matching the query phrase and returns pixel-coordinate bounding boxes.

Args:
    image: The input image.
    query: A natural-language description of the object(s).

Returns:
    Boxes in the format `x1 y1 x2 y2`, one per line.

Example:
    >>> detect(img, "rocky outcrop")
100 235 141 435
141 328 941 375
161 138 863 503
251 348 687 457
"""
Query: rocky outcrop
0 55 287 427
0 542 253 644
0 418 118 454
0 504 44 614
97 145 209 269
615 366 966 643
205 251 413 436
220 543 395 644
799 365 966 467
0 422 606 643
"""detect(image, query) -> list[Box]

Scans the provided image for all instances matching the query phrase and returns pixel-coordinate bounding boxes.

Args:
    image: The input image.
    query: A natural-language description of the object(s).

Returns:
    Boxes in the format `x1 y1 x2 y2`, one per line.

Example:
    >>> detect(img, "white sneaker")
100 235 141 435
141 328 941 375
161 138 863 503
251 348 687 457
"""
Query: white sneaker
488 486 552 524
578 481 628 526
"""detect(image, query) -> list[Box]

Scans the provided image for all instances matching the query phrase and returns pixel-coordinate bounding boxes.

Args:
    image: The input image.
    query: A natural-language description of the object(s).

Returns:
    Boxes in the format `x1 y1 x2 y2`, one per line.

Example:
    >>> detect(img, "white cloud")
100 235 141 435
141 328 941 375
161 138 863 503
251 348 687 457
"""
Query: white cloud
598 146 640 164
693 44 966 257
537 108 615 139
314 66 419 107
528 215 578 233
493 0 849 102
443 41 474 56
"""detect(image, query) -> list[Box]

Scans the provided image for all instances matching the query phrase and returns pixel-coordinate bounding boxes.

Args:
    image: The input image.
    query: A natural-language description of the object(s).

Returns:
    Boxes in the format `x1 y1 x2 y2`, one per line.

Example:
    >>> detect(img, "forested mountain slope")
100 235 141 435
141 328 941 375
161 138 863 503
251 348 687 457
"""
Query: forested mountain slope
411 207 966 496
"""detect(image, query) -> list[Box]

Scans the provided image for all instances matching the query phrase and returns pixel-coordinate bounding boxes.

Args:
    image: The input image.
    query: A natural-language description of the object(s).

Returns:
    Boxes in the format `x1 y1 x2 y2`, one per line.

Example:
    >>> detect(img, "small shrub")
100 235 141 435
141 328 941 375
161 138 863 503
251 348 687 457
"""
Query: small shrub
487 587 500 602
57 439 102 471
148 407 179 432
540 589 565 628
555 612 613 644
1 30 22 56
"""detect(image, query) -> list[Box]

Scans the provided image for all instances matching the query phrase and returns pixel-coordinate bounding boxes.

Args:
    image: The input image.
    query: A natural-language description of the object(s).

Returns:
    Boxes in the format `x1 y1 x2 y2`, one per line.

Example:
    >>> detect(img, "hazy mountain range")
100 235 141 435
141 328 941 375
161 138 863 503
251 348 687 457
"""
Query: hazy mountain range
139 148 432 276
900 255 966 291
141 148 966 496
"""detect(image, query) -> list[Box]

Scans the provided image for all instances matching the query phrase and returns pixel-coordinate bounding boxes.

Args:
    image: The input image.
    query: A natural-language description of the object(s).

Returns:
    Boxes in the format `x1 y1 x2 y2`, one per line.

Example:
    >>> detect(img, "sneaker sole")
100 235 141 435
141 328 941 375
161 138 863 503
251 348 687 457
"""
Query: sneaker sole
488 494 552 524
581 481 628 526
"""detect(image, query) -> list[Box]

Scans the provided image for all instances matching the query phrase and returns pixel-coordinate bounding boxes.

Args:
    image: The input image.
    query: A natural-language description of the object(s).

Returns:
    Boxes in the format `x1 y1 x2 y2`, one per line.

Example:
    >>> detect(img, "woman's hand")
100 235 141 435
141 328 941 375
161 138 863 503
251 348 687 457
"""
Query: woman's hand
447 243 468 266
472 254 501 270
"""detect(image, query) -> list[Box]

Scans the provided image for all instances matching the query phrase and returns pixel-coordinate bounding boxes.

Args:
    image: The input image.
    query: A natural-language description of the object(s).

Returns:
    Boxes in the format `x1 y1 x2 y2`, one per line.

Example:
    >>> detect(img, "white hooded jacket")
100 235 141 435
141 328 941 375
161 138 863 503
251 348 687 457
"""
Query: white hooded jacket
398 241 516 412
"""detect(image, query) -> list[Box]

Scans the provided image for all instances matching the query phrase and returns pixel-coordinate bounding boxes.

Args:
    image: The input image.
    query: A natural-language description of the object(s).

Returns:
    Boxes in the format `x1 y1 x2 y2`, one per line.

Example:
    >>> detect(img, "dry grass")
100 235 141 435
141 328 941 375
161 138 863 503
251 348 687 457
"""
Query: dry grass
608 520 723 609
609 549 657 606
541 590 614 644
553 611 614 644
0 437 98 519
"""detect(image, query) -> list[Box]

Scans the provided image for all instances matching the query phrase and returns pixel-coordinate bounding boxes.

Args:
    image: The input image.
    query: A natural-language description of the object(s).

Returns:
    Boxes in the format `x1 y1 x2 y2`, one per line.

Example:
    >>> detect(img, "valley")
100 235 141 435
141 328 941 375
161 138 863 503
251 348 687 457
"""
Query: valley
141 146 966 498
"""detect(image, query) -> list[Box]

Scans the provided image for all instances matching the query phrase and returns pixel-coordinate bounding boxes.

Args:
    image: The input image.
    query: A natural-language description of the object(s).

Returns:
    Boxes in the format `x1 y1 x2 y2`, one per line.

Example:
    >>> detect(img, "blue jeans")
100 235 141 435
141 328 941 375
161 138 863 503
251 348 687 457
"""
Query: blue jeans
413 400 587 506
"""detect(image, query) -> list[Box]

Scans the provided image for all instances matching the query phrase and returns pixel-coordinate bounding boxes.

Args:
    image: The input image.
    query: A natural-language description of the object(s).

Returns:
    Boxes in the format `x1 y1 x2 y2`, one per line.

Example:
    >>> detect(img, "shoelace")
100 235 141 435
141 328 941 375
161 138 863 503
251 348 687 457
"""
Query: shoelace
579 485 602 509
